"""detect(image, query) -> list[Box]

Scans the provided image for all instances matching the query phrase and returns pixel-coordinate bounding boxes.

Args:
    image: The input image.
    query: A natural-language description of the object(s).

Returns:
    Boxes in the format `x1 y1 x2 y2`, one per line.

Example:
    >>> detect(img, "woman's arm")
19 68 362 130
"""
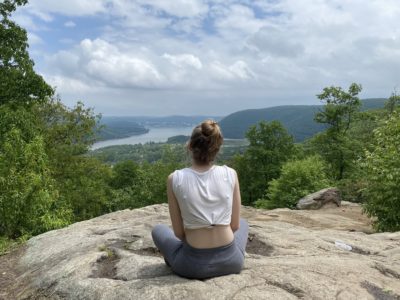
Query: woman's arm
230 170 241 232
167 173 185 240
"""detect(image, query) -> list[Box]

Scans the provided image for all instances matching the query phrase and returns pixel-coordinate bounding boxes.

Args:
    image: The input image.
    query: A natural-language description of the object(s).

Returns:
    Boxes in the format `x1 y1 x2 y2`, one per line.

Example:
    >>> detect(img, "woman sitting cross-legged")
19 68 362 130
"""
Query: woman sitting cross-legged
151 119 248 279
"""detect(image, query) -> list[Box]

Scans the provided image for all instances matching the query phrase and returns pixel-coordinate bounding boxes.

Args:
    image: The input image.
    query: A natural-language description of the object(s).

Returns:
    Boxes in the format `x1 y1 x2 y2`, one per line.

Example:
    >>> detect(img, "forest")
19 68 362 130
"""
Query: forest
1 0 399 255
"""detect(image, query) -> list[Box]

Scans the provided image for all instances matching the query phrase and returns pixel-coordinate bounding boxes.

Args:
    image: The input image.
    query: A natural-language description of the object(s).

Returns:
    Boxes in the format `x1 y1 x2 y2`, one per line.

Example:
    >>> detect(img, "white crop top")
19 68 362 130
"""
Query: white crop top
172 165 236 229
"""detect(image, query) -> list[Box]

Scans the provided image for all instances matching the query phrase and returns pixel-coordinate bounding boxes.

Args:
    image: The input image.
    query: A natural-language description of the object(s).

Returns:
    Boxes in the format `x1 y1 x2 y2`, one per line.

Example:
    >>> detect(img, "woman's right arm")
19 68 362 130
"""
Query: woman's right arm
167 174 185 240
230 170 241 232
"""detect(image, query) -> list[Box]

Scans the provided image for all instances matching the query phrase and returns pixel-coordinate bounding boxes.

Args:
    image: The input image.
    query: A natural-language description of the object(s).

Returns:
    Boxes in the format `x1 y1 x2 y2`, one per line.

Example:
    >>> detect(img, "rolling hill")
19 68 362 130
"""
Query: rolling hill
219 98 386 142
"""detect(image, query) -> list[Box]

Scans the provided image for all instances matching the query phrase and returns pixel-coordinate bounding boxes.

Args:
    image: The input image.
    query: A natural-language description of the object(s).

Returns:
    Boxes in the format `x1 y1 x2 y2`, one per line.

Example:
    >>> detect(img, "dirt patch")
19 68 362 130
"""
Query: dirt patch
91 248 120 280
106 238 162 257
246 233 274 256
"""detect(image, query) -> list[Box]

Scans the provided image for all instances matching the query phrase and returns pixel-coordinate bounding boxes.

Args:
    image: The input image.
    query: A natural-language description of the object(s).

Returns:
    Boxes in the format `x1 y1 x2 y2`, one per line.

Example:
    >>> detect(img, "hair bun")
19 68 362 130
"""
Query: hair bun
201 120 219 137
189 119 223 165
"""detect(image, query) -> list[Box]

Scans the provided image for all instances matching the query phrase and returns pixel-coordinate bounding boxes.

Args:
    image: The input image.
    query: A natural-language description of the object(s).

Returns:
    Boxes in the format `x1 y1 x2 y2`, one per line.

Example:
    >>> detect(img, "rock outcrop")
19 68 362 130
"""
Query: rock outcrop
2 203 400 300
297 187 341 210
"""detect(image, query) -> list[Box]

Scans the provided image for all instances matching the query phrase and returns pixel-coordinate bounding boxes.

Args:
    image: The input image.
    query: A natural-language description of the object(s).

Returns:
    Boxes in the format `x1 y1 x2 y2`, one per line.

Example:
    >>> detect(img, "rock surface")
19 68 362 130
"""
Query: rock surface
297 187 341 210
2 203 400 300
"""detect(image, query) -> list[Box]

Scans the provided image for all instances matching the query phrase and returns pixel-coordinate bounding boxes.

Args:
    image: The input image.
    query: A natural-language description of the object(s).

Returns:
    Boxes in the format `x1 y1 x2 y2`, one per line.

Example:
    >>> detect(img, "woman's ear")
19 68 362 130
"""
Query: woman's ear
186 141 192 151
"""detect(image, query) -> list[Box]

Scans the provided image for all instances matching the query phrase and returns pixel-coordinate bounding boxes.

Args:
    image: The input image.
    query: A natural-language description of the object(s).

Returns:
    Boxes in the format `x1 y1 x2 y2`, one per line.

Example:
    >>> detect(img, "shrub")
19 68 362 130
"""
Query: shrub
362 111 400 232
0 126 72 238
256 155 331 209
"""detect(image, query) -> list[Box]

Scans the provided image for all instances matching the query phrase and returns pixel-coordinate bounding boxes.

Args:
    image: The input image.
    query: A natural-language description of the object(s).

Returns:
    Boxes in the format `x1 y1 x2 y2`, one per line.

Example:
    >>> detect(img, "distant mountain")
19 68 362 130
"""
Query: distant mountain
219 98 387 142
97 117 149 141
102 115 222 127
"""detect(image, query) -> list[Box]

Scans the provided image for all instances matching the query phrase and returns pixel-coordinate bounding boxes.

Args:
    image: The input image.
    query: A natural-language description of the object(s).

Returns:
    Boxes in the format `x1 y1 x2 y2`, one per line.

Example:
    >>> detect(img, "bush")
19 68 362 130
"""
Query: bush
256 155 331 209
362 111 400 232
0 125 72 238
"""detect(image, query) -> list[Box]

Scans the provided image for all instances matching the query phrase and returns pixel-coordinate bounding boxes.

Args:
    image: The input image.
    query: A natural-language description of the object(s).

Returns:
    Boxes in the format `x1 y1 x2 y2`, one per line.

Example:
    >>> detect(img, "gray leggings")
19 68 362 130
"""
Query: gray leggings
151 219 248 279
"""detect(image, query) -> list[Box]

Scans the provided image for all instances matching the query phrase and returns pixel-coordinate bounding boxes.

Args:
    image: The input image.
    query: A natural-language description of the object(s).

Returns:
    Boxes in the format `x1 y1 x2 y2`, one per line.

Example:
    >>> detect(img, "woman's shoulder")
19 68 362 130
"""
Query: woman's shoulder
214 165 237 185
168 167 191 183
218 165 237 175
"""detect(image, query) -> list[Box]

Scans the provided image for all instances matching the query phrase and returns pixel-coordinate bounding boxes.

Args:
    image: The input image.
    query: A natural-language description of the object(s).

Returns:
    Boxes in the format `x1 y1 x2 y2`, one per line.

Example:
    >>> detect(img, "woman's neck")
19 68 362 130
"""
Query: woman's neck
191 161 214 172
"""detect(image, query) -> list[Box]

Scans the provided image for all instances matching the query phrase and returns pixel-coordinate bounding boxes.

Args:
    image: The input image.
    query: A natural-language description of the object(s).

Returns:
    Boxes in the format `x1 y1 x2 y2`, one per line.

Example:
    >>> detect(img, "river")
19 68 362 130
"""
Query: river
92 126 193 150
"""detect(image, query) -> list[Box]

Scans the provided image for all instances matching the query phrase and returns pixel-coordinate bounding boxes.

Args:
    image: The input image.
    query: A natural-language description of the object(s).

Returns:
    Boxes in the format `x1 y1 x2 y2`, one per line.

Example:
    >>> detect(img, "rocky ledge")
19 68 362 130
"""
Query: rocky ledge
1 202 400 300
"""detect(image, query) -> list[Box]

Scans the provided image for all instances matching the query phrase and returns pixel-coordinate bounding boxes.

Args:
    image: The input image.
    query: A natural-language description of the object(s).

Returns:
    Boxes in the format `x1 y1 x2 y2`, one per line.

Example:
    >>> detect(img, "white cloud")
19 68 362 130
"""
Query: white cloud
163 54 203 70
137 0 208 18
214 4 267 36
17 0 400 115
27 32 43 45
25 0 107 17
64 21 76 28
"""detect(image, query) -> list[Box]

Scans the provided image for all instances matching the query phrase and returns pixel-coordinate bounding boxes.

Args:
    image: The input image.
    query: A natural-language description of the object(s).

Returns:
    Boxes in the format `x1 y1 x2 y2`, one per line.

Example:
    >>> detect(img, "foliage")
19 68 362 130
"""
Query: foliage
362 112 400 232
0 1 108 238
0 0 53 106
255 156 331 209
0 107 73 237
109 160 139 189
384 92 400 114
0 235 28 255
233 121 295 205
312 83 362 180
108 161 183 211
90 139 248 165
56 157 112 221
33 99 112 221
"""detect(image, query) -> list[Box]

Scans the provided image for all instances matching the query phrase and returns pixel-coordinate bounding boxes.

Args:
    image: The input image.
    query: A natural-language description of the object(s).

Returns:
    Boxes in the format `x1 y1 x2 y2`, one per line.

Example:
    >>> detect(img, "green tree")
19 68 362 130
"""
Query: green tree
108 161 181 211
110 160 139 189
34 99 111 221
384 92 400 114
362 111 400 232
0 109 72 238
313 83 362 180
233 121 295 205
0 0 112 237
0 0 53 106
256 155 331 209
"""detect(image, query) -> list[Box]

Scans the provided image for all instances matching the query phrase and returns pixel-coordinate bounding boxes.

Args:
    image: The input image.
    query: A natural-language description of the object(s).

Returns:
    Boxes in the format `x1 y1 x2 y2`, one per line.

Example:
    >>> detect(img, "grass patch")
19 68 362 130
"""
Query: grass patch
0 235 29 256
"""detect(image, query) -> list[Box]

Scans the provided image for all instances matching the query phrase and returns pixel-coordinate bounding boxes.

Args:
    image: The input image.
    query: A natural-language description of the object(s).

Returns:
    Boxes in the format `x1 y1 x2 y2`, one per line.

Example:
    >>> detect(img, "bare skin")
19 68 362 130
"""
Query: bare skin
167 161 241 249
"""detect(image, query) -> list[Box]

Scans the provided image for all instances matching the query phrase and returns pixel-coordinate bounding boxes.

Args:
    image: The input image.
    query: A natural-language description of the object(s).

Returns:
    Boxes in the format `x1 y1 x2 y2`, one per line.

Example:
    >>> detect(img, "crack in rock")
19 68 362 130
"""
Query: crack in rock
264 279 305 299
374 264 400 279
361 281 400 300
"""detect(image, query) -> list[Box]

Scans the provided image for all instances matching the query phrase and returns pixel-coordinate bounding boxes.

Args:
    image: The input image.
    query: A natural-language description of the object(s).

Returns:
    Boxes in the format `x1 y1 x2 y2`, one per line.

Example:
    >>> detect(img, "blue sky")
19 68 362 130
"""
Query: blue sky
12 0 400 116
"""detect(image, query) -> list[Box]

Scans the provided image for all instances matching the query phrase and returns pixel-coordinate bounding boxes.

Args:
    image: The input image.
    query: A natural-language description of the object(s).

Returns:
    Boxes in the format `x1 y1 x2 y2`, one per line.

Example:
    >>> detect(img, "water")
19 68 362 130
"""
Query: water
92 126 193 150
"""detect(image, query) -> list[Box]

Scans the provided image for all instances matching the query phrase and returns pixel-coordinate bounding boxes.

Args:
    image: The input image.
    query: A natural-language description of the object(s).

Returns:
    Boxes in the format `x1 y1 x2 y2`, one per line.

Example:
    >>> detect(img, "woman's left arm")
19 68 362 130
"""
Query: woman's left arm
230 170 241 232
167 174 185 240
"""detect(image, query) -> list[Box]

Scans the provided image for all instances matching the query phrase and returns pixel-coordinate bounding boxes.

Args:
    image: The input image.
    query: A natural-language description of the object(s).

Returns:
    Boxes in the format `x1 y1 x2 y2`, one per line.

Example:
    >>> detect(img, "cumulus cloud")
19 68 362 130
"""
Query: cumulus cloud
162 54 202 70
17 0 400 115
136 0 208 18
25 0 107 17
246 27 304 58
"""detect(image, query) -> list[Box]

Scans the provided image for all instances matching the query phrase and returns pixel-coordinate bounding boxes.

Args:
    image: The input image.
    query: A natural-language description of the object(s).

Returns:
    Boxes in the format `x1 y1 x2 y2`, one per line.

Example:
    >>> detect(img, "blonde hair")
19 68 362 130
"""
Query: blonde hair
189 120 223 165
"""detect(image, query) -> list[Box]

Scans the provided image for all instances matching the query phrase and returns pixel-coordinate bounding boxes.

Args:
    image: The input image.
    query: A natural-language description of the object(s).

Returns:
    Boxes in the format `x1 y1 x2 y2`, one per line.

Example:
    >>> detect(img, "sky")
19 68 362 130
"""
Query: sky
12 0 400 116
